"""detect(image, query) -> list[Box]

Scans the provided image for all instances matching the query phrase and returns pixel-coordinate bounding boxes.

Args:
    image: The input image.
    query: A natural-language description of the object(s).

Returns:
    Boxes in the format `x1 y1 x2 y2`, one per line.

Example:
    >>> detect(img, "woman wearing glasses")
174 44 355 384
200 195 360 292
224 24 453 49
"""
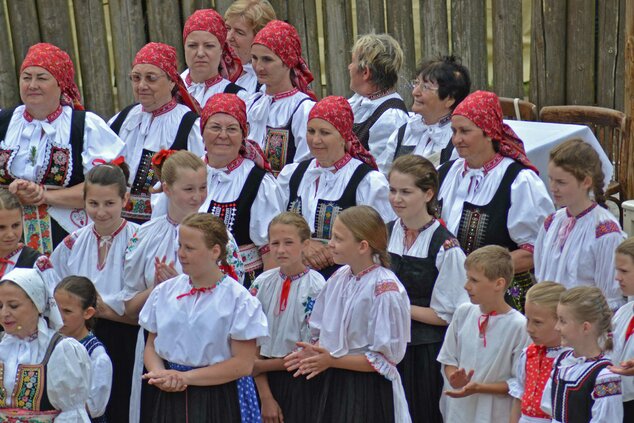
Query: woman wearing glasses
377 56 471 174
108 42 204 223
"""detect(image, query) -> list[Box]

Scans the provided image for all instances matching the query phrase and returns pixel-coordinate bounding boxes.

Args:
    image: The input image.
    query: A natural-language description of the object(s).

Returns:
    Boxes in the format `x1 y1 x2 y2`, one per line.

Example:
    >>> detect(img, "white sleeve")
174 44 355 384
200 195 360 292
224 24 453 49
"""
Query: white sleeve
82 112 125 172
593 229 627 309
508 169 555 248
276 162 297 207
47 338 92 422
249 173 286 247
367 108 409 157
508 347 528 399
540 371 554 416
376 125 400 176
355 171 397 222
590 369 623 422
237 87 250 104
367 286 410 363
87 347 113 418
290 99 315 163
186 118 205 156
437 304 466 368
122 230 151 301
138 284 161 333
430 243 469 324
230 293 269 343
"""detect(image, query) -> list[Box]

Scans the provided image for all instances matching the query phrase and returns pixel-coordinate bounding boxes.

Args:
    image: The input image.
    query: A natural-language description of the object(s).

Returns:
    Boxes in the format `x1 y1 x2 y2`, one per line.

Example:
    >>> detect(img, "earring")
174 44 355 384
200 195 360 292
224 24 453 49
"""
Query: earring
16 325 23 331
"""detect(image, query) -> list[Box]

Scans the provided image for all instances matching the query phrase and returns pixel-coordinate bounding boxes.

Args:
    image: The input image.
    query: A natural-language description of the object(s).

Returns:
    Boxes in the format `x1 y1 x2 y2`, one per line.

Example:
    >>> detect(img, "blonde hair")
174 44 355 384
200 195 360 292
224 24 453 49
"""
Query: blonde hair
616 237 634 261
549 138 605 206
0 188 22 215
389 155 439 217
525 282 566 317
154 150 205 186
224 0 277 33
335 206 389 267
352 33 403 91
464 245 514 288
181 213 229 266
268 212 311 242
558 286 614 351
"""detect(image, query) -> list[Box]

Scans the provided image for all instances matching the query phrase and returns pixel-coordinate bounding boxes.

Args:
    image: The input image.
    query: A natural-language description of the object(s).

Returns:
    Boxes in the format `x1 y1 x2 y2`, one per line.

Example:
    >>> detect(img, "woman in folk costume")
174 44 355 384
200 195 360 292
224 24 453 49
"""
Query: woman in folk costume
0 43 124 254
108 42 204 223
278 95 395 278
0 268 91 422
181 8 248 106
246 20 316 175
437 90 554 312
198 93 285 287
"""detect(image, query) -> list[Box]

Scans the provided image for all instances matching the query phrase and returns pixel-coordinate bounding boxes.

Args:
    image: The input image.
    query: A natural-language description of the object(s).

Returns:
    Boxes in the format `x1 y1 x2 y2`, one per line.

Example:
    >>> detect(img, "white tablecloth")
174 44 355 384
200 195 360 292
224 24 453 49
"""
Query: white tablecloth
507 120 613 190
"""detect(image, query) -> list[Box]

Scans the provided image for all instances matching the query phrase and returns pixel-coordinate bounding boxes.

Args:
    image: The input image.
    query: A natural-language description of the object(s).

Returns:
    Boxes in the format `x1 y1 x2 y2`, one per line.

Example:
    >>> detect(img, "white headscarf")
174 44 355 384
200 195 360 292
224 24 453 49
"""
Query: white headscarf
1 268 64 330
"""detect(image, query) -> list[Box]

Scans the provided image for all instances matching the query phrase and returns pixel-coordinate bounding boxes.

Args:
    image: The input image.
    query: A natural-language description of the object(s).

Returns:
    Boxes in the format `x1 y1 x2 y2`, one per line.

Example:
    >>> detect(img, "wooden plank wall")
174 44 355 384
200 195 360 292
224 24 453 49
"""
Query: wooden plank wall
0 0 630 123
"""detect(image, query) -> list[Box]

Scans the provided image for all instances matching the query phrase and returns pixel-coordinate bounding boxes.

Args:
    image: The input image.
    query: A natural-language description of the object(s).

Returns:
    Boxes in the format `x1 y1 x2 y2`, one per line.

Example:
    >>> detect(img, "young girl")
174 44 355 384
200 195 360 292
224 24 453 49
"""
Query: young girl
123 150 244 423
611 238 634 420
386 154 468 423
0 189 43 277
250 212 326 422
48 161 138 423
285 205 411 423
534 139 626 310
139 213 268 422
509 282 567 423
541 286 623 422
55 275 113 423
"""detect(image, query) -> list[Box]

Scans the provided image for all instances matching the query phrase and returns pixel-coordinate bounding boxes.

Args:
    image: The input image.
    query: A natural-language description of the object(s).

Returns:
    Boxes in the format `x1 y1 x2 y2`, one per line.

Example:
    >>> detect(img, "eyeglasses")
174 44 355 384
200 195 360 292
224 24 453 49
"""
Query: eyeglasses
205 124 242 136
129 73 168 84
410 79 439 92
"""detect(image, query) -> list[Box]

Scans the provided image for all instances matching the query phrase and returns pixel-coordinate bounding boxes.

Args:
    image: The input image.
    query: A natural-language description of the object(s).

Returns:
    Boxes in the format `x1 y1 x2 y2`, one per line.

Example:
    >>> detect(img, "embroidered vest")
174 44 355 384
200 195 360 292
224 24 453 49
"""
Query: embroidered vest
521 344 557 418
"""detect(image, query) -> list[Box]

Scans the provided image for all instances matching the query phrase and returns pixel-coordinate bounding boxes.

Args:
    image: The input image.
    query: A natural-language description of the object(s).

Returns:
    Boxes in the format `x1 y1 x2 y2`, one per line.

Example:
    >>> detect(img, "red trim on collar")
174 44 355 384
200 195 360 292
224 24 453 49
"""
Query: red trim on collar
1 243 24 261
226 155 245 173
366 88 395 101
566 202 598 219
145 98 178 117
92 219 128 241
272 88 299 101
316 153 352 171
462 153 504 176
23 105 63 123
185 72 223 89
353 263 380 280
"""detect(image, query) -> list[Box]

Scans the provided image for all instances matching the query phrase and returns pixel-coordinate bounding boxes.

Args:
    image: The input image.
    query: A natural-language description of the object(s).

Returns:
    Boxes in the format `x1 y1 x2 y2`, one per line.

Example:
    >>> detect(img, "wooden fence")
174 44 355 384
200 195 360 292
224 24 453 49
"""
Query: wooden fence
0 0 630 122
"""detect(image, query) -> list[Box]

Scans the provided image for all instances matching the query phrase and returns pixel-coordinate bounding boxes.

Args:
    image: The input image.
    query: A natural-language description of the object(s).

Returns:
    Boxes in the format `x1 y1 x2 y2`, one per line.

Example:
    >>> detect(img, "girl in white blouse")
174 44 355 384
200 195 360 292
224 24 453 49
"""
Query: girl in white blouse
139 213 268 423
534 139 626 310
250 212 326 422
285 205 411 423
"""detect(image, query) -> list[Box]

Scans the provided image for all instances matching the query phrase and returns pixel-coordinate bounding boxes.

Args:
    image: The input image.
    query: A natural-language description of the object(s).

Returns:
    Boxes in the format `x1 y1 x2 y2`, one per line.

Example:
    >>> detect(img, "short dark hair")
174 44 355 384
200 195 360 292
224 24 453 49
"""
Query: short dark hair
417 55 471 110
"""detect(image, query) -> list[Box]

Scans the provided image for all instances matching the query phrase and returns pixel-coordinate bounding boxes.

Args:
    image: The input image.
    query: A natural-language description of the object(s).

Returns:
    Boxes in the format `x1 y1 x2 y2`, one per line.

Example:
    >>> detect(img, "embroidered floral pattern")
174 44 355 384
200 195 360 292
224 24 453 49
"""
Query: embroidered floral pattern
41 145 71 186
592 380 622 398
63 233 77 250
374 280 399 296
442 238 461 251
0 149 15 184
595 220 621 238
264 127 289 174
35 256 53 272
13 365 44 410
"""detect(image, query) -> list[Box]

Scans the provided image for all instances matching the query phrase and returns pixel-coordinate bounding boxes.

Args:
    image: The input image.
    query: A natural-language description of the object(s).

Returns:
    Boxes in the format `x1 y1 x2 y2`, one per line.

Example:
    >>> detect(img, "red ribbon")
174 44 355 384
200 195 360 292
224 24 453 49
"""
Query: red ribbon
151 149 177 167
626 316 634 342
0 258 16 279
278 277 292 313
478 311 498 347
219 264 238 281
176 285 215 300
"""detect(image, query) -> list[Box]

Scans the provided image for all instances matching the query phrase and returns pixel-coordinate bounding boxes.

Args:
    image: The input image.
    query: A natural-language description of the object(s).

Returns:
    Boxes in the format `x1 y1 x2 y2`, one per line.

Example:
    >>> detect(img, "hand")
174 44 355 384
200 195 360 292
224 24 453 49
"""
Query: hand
260 396 284 423
294 342 332 380
445 381 479 398
9 179 45 205
608 358 634 376
302 240 334 270
448 368 474 389
95 294 109 319
154 256 178 285
284 342 320 374
143 369 188 392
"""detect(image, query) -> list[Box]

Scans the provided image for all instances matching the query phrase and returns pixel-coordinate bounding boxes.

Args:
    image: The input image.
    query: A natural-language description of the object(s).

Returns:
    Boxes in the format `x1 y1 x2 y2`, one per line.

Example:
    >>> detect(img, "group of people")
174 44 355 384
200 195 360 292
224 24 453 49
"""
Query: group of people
0 0 632 422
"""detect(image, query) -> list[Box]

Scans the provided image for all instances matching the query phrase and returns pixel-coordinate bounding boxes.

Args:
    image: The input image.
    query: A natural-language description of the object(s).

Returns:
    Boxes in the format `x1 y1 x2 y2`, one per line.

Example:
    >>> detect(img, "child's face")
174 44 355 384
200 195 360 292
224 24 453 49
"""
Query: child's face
388 171 433 221
164 167 208 217
269 223 308 271
464 266 502 305
525 301 561 347
547 163 592 209
0 282 39 338
615 253 634 296
55 289 91 340
178 225 220 278
555 303 586 349
0 208 22 254
329 219 361 266
85 183 127 233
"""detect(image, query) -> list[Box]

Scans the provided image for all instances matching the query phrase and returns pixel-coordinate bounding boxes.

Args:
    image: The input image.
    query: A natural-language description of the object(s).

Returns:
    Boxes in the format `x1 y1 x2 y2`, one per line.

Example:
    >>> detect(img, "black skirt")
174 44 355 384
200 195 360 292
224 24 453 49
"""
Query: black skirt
152 382 241 423
267 370 324 423
93 318 139 423
397 342 443 423
315 368 394 423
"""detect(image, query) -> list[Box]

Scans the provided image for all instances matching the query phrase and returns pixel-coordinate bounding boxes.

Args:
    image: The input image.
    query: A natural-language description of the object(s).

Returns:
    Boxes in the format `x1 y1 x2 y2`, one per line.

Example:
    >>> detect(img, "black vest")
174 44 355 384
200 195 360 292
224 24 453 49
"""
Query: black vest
352 97 407 151
14 246 41 268
393 122 454 164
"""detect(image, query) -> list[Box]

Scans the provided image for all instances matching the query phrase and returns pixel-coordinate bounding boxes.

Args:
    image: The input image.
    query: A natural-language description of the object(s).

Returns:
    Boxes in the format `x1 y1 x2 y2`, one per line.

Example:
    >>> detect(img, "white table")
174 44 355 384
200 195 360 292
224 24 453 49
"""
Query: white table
506 120 614 190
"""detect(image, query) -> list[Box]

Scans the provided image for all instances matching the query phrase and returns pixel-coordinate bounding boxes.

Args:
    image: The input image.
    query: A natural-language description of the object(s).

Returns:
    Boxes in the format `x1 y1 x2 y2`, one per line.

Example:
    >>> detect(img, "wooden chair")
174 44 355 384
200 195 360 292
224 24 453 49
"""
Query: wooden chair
539 105 631 224
499 97 538 121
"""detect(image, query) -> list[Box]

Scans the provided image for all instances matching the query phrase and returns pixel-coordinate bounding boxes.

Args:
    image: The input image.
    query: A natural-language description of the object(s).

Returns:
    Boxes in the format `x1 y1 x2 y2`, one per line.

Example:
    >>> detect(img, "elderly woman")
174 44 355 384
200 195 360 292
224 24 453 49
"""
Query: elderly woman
348 34 409 159
438 90 554 311
278 96 395 278
0 268 91 422
108 42 204 223
224 0 277 94
199 93 285 287
181 8 248 106
247 20 316 175
377 55 471 174
0 43 124 254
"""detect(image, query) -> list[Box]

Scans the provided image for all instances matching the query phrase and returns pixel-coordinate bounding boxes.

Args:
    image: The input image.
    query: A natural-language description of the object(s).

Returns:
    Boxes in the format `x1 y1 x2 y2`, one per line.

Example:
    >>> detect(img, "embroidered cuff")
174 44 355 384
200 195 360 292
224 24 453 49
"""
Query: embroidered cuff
518 243 534 254
365 351 399 382
592 379 621 399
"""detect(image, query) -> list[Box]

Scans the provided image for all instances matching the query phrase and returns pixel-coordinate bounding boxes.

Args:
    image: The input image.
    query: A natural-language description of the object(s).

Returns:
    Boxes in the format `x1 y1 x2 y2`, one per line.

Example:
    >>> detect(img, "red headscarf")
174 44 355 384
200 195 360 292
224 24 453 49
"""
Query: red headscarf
183 9 243 83
133 42 200 114
253 20 317 100
21 43 83 110
201 93 272 172
452 90 538 173
309 96 377 170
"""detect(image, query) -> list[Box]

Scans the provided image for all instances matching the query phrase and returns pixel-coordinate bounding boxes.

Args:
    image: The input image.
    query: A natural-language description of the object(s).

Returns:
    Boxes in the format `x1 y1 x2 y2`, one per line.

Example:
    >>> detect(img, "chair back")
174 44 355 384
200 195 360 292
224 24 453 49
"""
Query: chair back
499 97 538 121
